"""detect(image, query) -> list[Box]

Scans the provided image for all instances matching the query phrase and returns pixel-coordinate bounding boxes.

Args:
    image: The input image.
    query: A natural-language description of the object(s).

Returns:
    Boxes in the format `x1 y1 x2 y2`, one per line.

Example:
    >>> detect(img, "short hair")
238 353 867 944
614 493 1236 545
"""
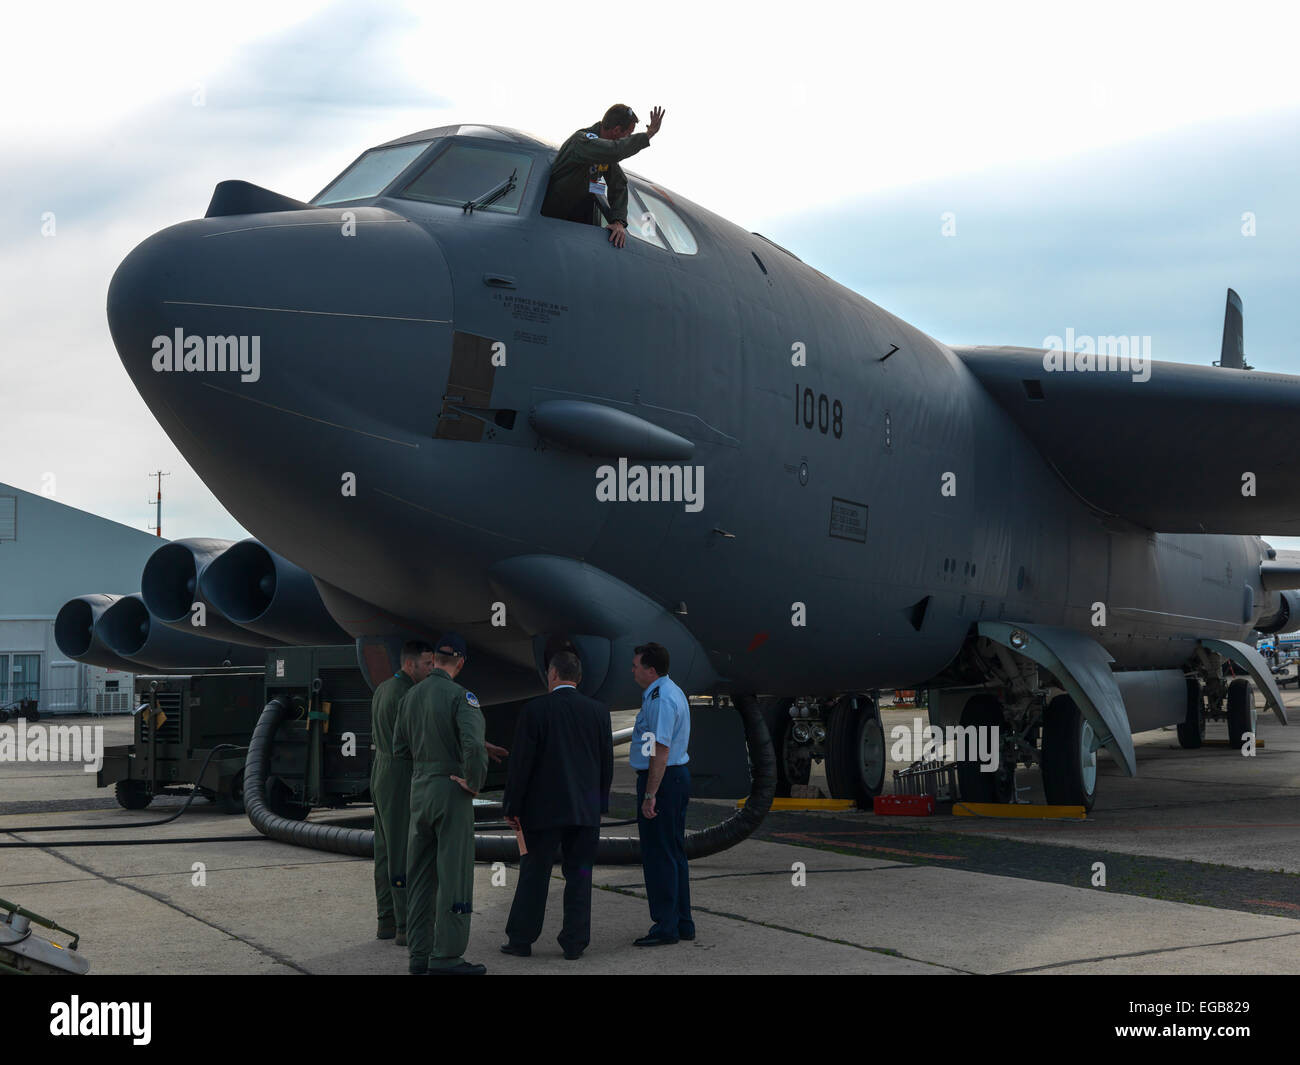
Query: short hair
602 103 638 131
433 651 461 668
549 651 582 684
401 640 433 664
634 642 670 676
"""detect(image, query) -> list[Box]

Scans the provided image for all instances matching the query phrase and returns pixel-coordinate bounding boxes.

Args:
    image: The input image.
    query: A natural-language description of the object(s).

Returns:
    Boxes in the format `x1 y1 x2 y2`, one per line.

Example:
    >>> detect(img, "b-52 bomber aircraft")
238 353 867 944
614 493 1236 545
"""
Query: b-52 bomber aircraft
73 123 1299 854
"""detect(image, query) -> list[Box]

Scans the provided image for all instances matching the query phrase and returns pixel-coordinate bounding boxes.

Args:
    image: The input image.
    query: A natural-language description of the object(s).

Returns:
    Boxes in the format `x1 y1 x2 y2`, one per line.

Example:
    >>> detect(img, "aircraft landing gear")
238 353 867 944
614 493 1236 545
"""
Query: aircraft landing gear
824 694 885 808
955 694 1018 804
762 697 816 797
1177 677 1206 749
1041 694 1098 811
761 693 885 808
1225 678 1255 749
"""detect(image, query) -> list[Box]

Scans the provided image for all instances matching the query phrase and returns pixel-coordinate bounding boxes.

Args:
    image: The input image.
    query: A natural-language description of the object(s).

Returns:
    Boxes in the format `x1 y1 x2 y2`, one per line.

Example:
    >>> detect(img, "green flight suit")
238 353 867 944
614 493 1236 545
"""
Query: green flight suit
370 669 416 932
540 122 651 227
393 667 488 969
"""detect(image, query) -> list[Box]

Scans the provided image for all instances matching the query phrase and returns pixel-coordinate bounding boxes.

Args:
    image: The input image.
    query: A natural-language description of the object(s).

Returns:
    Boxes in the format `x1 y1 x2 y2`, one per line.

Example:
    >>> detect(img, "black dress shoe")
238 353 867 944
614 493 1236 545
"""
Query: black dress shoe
679 929 696 941
428 961 487 975
500 942 531 957
563 950 583 960
633 933 679 947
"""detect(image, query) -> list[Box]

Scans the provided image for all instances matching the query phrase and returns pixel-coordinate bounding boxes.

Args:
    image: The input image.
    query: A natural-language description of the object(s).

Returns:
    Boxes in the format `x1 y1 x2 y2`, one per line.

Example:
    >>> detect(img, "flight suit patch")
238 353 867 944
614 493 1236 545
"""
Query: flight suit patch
465 692 480 708
451 902 472 914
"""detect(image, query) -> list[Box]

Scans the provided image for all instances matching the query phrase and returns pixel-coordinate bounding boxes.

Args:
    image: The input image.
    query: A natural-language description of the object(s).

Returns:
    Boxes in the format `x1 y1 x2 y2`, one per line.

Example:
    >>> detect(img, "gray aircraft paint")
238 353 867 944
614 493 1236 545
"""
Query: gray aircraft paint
103 125 1298 718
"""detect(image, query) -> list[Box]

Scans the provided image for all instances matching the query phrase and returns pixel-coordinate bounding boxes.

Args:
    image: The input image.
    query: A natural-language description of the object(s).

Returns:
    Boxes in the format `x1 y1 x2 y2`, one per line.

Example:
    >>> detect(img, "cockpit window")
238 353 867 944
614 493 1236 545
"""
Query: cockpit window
400 144 534 213
605 187 666 248
638 190 698 254
313 142 430 205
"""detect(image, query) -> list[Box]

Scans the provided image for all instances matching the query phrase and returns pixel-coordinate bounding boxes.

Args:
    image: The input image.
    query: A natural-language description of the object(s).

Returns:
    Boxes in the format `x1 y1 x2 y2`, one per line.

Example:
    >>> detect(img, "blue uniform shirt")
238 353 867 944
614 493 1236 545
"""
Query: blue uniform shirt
630 675 691 769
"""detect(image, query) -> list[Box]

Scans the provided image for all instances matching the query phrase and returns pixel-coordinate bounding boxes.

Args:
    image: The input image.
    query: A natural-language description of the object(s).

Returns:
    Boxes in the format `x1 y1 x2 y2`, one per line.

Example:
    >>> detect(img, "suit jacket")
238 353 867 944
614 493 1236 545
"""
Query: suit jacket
502 686 613 829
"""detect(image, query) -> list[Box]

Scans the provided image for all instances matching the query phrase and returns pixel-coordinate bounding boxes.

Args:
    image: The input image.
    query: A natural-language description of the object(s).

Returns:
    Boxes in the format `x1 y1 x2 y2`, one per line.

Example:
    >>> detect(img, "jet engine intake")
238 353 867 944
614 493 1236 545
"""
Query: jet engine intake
200 539 350 646
95 594 265 669
141 538 280 647
54 594 143 672
1257 589 1300 634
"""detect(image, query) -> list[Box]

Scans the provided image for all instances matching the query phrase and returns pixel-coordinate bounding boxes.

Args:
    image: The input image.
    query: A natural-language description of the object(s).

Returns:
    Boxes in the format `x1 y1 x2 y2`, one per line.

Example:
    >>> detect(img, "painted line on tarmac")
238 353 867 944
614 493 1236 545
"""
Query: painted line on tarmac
1245 898 1300 913
769 830 964 861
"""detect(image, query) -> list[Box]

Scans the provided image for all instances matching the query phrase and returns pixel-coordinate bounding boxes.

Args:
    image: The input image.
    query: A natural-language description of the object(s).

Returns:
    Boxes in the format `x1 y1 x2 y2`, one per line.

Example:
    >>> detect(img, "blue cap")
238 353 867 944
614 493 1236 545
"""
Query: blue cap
435 632 467 658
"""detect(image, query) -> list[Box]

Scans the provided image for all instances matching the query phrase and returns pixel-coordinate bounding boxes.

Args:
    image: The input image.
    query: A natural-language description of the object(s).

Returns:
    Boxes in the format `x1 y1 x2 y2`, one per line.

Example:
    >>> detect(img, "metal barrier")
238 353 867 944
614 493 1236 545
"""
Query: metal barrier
893 759 958 801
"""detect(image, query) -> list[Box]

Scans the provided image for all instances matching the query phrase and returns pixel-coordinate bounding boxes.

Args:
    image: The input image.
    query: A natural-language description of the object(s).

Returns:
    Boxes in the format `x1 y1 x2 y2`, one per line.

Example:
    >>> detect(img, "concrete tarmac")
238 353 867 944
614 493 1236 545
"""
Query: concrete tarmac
2 692 1298 975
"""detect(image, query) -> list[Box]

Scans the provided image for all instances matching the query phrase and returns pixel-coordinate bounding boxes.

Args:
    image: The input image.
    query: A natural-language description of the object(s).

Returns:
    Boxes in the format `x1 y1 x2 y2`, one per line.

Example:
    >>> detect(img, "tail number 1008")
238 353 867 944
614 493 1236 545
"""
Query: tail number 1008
794 386 843 438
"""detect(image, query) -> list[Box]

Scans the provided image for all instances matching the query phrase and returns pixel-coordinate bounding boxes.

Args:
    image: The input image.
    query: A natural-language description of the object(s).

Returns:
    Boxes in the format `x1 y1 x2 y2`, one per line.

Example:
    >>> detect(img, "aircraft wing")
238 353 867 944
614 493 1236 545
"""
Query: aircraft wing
955 346 1300 534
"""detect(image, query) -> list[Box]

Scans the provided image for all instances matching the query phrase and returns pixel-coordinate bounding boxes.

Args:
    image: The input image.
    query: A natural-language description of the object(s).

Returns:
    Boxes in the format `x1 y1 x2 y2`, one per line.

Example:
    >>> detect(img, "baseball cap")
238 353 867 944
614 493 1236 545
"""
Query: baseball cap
435 632 468 658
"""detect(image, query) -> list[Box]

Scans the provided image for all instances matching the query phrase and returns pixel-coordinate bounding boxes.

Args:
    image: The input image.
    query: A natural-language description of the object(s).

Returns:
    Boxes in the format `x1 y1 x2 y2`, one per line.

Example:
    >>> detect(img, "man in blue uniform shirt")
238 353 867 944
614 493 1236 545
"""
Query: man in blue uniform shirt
629 641 695 946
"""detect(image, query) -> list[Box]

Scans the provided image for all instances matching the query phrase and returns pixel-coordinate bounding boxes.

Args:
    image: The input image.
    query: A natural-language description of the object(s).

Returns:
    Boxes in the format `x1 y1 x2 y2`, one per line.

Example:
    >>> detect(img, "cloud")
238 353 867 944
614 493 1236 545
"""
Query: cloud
763 110 1300 370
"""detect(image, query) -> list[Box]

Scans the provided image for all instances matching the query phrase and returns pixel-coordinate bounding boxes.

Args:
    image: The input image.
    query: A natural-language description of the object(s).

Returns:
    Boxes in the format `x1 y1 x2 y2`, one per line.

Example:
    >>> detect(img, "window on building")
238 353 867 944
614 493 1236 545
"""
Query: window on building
400 144 533 213
0 655 7 702
313 142 431 205
12 654 39 703
0 496 15 541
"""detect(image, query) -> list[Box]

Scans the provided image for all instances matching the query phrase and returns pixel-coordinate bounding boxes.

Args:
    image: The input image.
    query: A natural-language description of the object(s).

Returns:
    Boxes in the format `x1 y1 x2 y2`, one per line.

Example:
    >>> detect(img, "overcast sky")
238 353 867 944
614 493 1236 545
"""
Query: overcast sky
3 0 1299 545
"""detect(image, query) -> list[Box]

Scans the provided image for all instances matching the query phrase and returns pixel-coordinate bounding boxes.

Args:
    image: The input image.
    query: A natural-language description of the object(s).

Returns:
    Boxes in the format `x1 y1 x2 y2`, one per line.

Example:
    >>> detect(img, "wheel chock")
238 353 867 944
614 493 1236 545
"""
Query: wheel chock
954 802 1087 819
736 797 858 811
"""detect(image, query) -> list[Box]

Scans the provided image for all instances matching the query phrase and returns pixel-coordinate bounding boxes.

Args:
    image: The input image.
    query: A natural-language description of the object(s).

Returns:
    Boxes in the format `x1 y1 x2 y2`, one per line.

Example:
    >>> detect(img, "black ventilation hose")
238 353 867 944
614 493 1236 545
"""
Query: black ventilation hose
244 693 777 865
244 698 373 857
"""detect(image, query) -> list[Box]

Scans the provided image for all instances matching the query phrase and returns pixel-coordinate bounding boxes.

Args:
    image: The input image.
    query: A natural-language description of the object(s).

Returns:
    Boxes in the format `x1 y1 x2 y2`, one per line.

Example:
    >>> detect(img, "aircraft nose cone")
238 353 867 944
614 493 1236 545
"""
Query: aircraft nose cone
107 207 454 444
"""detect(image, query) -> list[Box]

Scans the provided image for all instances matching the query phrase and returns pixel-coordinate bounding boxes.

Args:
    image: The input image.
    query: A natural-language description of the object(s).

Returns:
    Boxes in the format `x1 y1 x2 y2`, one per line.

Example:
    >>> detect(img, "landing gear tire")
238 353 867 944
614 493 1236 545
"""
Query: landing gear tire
217 770 245 814
824 694 885 808
1177 678 1205 749
114 780 153 810
760 697 807 798
1041 694 1098 811
956 695 1013 804
1226 679 1254 750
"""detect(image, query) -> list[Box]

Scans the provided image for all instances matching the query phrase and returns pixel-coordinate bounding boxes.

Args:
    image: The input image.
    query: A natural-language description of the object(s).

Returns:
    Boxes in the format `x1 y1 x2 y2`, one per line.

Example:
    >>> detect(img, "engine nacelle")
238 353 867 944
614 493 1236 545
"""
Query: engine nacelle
54 594 143 672
141 538 280 647
200 539 350 645
95 593 265 669
1257 589 1300 634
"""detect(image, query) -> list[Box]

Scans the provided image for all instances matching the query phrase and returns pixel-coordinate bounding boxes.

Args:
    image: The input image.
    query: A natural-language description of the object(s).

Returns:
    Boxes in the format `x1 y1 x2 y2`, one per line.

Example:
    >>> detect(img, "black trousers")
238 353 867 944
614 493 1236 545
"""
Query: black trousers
636 765 694 939
504 824 599 953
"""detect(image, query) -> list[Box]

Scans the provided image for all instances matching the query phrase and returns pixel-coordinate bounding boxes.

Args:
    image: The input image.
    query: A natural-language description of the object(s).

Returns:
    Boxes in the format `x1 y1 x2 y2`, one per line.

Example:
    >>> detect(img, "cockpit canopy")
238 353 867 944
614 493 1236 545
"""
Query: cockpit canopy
311 124 698 254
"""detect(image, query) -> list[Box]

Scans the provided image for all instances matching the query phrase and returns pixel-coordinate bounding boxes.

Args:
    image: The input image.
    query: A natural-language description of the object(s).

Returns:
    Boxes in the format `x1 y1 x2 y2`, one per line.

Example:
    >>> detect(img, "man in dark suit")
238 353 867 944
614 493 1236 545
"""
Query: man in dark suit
500 651 613 960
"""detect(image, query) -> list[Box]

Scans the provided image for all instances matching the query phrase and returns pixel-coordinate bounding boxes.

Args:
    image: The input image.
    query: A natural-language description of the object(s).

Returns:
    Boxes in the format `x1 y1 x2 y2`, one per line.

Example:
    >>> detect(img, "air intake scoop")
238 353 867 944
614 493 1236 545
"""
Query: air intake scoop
205 180 313 218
